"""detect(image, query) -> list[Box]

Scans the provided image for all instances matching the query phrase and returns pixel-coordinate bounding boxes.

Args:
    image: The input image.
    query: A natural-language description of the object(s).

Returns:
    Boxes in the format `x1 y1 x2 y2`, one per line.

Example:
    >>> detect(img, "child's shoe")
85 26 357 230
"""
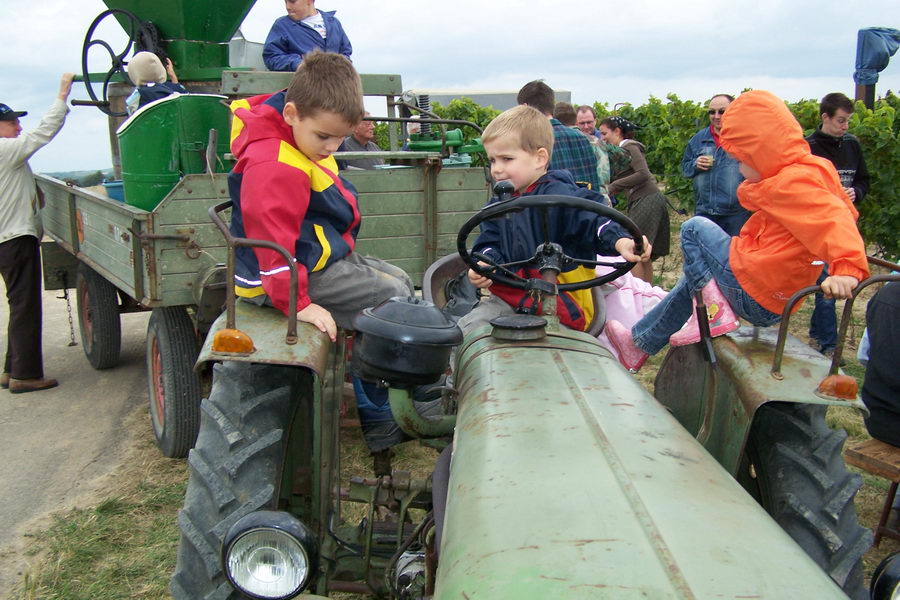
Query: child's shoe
605 320 649 372
669 279 740 347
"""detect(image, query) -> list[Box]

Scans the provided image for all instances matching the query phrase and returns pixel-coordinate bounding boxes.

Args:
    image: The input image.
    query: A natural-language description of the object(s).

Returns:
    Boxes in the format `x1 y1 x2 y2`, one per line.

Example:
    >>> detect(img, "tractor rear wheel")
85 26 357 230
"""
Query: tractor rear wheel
146 306 202 458
76 262 121 369
170 361 309 599
743 402 871 600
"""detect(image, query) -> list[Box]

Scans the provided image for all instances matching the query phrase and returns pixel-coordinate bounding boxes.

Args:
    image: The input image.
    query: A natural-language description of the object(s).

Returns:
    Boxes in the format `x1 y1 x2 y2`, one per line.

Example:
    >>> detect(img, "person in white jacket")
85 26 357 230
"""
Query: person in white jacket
0 73 74 394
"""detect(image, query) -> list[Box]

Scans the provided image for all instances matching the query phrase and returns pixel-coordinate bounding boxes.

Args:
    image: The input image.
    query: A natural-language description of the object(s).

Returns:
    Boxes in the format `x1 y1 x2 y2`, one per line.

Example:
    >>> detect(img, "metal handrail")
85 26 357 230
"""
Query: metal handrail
208 200 300 344
771 254 900 378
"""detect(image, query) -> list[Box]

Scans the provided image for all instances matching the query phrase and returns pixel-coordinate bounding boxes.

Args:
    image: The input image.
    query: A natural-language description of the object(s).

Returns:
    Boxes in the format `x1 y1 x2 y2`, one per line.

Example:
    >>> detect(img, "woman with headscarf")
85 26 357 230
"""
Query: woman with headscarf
600 116 670 283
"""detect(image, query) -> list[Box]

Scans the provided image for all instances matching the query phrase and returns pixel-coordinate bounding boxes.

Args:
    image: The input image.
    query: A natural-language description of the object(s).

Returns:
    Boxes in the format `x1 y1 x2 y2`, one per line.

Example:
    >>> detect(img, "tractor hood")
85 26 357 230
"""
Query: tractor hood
435 325 847 598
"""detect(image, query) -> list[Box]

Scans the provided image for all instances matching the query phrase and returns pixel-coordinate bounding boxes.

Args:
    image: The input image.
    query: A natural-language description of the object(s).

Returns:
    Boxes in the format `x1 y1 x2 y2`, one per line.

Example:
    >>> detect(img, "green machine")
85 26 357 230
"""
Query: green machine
38 1 900 599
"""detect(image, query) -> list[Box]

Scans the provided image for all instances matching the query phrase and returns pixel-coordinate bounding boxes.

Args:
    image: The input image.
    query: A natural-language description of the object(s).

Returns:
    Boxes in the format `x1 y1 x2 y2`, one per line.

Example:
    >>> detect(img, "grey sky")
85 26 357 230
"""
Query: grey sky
2 0 898 173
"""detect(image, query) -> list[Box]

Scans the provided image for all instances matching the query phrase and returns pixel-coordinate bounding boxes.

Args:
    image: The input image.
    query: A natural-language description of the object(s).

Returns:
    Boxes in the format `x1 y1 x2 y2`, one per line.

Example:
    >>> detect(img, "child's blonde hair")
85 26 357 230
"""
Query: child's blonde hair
286 51 365 125
482 105 554 159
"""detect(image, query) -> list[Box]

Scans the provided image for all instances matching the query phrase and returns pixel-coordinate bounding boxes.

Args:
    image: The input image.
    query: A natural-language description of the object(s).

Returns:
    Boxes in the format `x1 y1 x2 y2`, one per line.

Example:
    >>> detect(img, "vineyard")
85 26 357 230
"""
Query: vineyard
379 92 900 259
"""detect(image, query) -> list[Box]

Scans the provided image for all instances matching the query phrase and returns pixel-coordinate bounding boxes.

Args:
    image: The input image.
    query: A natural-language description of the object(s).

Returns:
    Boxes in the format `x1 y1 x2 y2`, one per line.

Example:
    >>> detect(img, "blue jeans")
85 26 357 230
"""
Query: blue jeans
696 210 751 238
809 265 837 352
632 217 780 354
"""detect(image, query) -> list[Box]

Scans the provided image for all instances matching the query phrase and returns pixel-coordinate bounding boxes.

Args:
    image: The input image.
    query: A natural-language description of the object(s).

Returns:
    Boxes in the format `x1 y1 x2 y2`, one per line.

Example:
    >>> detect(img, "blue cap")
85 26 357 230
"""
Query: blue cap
0 103 27 121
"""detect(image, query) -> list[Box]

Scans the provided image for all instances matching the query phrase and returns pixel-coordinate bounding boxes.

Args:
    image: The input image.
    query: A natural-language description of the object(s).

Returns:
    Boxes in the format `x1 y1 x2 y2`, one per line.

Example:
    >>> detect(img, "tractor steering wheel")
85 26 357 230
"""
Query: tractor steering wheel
456 184 645 291
81 9 160 117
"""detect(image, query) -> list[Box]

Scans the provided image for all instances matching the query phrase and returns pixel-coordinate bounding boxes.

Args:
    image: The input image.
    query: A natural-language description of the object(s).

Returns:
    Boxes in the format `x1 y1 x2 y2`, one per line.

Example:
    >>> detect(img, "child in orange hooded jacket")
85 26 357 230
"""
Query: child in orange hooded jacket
606 90 869 371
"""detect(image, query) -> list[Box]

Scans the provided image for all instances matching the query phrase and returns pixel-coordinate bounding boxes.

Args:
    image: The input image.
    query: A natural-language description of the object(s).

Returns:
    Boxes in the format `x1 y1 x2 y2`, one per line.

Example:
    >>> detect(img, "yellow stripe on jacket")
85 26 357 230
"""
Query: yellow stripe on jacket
558 265 596 329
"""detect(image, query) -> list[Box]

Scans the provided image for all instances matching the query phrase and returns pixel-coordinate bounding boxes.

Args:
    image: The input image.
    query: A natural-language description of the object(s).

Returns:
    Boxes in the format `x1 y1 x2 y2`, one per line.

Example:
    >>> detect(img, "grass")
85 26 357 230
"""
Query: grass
13 409 188 600
10 215 899 597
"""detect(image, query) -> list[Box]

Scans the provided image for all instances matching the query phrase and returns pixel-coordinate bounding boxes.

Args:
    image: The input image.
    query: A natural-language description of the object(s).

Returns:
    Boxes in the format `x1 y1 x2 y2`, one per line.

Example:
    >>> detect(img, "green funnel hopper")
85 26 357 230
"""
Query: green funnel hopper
104 0 257 80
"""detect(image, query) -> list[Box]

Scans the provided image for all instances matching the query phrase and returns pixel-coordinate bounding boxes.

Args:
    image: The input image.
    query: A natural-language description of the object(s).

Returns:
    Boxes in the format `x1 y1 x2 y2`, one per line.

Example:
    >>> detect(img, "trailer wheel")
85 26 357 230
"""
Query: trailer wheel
76 262 121 369
146 307 202 458
743 402 872 600
170 362 309 599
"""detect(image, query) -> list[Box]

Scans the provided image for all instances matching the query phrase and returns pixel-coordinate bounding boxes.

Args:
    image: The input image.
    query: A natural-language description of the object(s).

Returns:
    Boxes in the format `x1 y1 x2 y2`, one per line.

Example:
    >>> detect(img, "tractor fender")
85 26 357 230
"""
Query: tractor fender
196 300 331 376
654 326 868 475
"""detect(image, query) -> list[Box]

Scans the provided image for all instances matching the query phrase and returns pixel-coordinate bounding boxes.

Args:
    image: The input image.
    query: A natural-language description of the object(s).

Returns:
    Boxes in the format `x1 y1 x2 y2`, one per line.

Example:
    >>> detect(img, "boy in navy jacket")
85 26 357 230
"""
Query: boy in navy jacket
460 105 651 334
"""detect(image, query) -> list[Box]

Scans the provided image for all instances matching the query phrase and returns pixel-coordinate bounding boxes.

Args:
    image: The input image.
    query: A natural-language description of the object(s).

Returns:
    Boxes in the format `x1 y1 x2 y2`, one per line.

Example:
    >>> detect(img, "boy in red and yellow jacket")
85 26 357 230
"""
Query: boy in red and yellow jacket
228 51 412 341
606 90 869 371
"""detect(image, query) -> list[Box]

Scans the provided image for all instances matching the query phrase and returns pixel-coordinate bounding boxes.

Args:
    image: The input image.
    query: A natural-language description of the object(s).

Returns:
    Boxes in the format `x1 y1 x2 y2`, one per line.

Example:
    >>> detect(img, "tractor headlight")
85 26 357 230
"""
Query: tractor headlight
871 552 900 600
223 511 318 599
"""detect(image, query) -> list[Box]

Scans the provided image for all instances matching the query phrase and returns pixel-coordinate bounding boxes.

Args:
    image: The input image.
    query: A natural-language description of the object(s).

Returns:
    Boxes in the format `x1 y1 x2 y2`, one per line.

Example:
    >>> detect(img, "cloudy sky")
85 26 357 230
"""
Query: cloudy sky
3 0 899 173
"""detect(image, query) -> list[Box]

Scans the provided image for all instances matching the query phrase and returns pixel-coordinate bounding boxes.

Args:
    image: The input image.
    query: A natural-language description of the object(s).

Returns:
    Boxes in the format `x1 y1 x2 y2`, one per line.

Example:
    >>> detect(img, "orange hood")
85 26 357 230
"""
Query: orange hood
719 90 809 179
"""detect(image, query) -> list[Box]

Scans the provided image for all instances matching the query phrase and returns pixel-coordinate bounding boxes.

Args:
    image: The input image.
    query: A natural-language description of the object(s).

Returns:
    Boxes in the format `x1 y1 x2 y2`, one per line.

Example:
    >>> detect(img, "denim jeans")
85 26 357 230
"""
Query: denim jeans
809 265 837 352
632 217 780 354
695 210 751 238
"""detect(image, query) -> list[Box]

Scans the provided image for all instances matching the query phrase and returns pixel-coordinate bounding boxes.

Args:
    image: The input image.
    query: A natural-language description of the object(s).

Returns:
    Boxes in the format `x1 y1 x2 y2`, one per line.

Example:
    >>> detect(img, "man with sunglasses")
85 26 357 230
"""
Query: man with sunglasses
680 94 750 236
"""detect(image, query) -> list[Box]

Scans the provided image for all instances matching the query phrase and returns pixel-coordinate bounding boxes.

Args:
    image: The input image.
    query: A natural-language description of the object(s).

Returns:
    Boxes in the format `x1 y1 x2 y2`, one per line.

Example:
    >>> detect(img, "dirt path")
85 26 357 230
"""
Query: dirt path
0 281 150 590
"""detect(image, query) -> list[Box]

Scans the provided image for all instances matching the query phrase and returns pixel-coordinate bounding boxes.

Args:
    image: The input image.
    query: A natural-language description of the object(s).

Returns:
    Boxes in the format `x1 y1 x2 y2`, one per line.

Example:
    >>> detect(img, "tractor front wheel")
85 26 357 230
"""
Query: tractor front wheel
744 402 872 600
170 361 309 599
146 306 202 458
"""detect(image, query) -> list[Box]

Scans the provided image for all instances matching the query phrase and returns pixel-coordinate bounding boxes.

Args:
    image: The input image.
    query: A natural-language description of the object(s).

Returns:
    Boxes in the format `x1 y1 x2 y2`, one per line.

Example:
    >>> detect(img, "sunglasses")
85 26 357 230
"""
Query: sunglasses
708 108 726 116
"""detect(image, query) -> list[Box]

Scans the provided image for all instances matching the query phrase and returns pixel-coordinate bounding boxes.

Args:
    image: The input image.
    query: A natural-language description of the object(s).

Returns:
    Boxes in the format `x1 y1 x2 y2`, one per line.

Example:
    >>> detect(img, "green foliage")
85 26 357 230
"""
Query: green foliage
613 94 707 209
431 97 501 133
847 95 900 258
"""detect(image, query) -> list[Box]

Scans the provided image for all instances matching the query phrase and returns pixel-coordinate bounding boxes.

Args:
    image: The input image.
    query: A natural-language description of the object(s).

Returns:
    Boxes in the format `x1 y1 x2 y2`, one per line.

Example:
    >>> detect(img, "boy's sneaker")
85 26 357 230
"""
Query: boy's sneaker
604 320 649 373
669 279 740 347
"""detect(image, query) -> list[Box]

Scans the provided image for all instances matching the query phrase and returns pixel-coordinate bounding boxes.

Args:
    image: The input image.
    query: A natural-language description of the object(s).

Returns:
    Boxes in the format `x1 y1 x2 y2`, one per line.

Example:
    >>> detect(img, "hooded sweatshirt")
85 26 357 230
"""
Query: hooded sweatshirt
718 90 869 315
228 91 360 316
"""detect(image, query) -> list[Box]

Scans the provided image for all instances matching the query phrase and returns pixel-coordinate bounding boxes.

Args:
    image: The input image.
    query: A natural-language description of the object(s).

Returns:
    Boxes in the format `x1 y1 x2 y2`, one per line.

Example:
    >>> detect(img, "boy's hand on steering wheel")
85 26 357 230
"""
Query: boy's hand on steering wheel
467 262 493 289
615 236 652 263
297 302 337 342
820 275 858 300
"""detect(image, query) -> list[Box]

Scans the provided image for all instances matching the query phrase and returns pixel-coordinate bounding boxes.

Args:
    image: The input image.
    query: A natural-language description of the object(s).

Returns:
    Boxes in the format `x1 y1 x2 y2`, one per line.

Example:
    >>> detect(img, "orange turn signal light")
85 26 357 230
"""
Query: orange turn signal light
816 374 858 400
211 328 255 354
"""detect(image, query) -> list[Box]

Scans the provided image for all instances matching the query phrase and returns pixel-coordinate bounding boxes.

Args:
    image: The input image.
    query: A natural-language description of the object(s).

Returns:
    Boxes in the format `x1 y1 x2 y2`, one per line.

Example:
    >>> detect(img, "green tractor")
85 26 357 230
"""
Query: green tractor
171 190 892 599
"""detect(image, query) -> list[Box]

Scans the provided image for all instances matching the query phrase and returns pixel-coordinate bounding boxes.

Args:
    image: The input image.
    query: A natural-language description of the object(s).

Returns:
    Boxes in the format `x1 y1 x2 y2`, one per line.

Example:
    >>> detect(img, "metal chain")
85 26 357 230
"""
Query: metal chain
56 270 78 347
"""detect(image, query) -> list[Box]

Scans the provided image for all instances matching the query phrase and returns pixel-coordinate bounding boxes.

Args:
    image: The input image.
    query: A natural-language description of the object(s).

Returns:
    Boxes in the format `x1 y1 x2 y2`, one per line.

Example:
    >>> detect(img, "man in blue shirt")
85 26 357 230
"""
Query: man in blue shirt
517 81 599 191
681 94 749 236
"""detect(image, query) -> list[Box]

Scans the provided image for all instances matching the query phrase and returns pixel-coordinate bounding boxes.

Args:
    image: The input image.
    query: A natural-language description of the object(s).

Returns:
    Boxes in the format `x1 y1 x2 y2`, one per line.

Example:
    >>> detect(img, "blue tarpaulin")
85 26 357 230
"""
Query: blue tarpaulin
854 27 900 85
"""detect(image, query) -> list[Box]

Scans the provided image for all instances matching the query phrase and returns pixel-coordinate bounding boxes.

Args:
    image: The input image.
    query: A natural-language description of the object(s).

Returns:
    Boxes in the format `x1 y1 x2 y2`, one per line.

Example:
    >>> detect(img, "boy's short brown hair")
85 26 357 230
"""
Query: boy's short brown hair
285 51 365 124
482 105 554 159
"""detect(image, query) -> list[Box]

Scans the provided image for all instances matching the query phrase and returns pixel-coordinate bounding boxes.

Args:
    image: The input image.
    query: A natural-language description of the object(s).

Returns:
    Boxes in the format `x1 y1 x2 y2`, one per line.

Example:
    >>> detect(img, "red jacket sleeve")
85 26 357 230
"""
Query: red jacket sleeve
240 160 312 315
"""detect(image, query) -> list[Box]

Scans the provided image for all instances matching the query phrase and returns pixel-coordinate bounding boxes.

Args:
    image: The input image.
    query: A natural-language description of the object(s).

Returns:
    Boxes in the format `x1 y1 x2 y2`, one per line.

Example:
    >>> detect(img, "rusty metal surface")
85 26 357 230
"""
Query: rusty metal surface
196 301 330 375
435 327 846 598
656 326 867 475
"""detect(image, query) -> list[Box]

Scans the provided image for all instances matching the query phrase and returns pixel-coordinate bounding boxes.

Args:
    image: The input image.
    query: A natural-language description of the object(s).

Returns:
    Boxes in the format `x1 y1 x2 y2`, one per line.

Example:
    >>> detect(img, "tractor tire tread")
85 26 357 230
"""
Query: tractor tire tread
147 306 202 457
76 263 121 370
748 402 871 599
171 362 303 600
